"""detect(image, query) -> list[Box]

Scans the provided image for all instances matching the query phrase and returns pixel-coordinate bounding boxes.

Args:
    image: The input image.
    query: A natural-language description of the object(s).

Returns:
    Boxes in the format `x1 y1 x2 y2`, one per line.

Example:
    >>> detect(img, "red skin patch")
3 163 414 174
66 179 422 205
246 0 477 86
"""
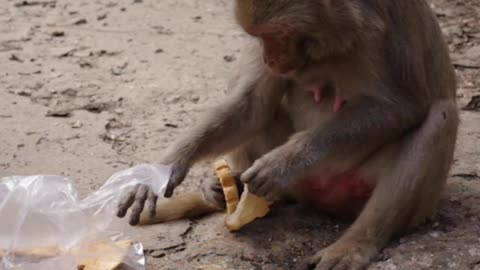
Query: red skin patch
296 172 373 218
262 32 297 74
248 21 300 75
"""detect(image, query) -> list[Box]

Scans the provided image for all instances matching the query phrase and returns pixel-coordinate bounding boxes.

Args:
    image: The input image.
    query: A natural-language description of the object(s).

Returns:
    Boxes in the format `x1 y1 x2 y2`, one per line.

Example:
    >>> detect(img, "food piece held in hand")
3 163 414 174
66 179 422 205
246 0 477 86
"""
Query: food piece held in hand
214 160 271 231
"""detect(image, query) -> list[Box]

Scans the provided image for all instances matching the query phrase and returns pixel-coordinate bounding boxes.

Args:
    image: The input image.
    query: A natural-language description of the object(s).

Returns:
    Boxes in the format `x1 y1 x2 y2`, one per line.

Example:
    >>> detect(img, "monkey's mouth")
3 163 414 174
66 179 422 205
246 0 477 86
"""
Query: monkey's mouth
296 56 311 73
273 56 310 79
270 67 297 77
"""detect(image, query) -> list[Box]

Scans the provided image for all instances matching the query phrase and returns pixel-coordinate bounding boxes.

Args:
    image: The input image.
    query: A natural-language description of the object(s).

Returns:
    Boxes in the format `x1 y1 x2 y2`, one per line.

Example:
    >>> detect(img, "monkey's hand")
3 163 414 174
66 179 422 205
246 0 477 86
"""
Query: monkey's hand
116 184 158 225
164 161 190 197
116 161 189 225
240 149 295 202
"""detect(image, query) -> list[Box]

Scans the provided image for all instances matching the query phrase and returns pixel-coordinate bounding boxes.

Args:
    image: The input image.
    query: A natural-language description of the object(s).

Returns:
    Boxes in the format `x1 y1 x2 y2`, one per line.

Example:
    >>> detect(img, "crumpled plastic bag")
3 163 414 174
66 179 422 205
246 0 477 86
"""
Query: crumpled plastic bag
0 164 172 270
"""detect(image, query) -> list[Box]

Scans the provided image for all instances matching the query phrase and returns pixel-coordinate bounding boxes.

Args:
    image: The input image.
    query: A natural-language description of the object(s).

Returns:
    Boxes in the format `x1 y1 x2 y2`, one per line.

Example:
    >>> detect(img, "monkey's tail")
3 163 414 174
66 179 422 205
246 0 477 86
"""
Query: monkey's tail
138 192 220 225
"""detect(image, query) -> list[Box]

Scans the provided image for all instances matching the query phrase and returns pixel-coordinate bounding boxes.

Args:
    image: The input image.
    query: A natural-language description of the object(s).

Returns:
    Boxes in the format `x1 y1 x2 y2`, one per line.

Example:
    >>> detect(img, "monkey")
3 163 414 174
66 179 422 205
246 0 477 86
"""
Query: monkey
116 1 459 269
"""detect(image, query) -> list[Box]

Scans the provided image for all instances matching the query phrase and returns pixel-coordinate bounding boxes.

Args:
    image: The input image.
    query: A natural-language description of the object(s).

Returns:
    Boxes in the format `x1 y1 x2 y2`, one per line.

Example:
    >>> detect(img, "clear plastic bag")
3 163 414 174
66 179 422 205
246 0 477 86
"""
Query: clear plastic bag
0 164 172 270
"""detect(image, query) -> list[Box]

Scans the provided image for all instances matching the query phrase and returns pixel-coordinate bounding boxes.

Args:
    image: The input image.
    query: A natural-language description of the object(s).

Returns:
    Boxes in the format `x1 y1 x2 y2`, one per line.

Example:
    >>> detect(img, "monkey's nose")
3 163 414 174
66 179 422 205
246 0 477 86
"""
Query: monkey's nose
264 55 276 67
265 59 281 74
265 58 294 75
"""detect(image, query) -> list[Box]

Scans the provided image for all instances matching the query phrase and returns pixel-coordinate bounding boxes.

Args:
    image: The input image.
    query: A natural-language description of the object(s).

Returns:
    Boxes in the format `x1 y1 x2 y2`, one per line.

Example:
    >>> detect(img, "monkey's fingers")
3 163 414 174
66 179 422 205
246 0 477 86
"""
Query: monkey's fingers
116 185 138 218
164 178 178 198
255 179 275 200
128 185 149 225
164 163 188 198
240 169 264 196
209 180 224 193
145 189 158 218
203 178 227 210
239 167 258 186
232 172 245 195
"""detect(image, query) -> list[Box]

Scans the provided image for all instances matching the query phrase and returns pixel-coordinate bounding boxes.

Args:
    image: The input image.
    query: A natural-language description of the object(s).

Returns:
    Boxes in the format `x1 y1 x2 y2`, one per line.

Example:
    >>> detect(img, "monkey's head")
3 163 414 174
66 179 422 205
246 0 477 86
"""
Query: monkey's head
235 0 378 76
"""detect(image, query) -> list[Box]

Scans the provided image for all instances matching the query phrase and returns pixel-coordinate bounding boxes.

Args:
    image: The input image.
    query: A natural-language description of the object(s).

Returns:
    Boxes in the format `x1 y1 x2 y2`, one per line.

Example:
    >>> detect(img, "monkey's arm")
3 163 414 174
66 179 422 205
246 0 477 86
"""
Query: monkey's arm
117 72 285 224
117 46 286 224
160 64 287 196
241 95 429 200
164 75 285 165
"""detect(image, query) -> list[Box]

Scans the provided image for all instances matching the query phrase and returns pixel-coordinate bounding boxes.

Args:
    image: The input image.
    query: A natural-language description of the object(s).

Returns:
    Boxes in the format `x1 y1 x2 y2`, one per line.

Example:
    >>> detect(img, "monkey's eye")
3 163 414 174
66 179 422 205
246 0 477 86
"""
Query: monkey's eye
302 36 318 51
260 29 286 39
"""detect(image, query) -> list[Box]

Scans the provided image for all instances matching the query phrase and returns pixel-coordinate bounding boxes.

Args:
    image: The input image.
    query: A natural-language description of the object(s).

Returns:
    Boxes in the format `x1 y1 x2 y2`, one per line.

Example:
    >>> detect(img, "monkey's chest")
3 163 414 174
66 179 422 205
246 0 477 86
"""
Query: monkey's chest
283 88 336 131
295 172 373 218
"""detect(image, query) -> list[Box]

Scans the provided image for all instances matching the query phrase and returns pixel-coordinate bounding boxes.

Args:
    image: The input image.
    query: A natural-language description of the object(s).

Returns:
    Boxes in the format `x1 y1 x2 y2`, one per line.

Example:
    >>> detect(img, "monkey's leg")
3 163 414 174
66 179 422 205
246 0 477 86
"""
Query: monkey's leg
138 191 219 225
138 174 246 225
139 110 293 225
299 100 459 270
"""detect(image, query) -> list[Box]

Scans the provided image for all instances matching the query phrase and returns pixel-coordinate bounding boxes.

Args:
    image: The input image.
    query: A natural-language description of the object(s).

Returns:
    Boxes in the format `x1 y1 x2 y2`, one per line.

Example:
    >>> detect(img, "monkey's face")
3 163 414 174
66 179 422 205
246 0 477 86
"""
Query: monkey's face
247 21 310 76
234 1 327 76
234 0 368 76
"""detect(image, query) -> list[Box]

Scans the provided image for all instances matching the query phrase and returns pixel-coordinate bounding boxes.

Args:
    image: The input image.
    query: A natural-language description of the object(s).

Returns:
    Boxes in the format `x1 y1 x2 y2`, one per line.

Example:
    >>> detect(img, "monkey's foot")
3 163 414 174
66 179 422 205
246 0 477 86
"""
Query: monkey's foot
297 239 377 270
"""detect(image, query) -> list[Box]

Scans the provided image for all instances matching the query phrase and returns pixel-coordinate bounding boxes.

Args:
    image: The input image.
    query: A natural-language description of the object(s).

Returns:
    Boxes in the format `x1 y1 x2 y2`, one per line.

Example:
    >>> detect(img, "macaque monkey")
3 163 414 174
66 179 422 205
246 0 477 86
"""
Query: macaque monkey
117 0 459 269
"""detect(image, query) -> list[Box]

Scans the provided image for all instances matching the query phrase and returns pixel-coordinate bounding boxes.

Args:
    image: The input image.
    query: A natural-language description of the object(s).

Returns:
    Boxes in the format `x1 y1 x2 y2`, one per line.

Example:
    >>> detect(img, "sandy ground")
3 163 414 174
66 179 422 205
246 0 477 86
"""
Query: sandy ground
0 0 479 269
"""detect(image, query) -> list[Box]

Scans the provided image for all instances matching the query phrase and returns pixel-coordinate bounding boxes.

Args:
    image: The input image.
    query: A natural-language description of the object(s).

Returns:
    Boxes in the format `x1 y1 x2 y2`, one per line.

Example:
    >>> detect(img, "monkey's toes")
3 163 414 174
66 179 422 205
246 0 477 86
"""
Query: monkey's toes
298 241 376 270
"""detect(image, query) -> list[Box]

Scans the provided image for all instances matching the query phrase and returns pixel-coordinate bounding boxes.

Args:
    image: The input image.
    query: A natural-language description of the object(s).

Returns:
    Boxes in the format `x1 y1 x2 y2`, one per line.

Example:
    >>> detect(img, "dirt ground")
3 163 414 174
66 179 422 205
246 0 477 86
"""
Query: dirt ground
0 0 479 269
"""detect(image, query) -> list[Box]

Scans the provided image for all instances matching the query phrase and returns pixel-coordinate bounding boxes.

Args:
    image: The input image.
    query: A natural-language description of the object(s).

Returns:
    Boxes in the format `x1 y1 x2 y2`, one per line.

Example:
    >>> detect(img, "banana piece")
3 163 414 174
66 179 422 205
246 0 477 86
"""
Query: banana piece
76 240 134 270
0 240 135 270
214 160 271 231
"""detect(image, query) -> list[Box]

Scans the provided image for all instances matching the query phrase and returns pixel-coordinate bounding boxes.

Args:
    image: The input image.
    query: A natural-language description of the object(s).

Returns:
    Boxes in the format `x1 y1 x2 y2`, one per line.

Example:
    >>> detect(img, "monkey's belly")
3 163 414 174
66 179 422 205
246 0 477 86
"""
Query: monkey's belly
296 172 373 218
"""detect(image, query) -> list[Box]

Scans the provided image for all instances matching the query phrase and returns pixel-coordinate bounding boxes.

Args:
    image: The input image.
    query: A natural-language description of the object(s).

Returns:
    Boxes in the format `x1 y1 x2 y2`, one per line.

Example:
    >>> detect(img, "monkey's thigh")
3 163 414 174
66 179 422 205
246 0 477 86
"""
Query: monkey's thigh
295 103 458 270
360 100 458 229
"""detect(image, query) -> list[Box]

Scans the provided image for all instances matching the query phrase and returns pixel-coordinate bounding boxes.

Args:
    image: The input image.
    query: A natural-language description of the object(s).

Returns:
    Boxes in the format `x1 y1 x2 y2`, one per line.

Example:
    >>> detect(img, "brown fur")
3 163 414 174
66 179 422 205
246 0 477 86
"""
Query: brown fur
118 1 459 269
